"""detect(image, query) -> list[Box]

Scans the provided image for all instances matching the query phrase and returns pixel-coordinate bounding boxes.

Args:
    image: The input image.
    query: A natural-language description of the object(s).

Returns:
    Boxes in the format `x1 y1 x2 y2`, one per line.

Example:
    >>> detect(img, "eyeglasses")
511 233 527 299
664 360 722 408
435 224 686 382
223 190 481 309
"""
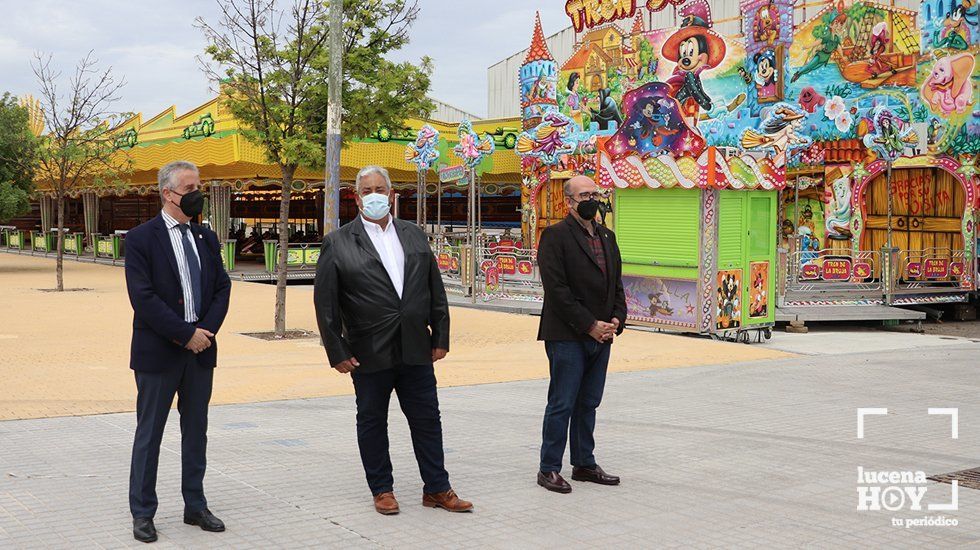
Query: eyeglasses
567 192 601 201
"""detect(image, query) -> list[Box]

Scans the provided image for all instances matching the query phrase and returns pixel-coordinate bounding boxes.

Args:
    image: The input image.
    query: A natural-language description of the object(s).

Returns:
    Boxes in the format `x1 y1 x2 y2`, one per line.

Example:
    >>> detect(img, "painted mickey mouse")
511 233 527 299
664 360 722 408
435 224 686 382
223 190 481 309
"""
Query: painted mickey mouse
662 0 727 126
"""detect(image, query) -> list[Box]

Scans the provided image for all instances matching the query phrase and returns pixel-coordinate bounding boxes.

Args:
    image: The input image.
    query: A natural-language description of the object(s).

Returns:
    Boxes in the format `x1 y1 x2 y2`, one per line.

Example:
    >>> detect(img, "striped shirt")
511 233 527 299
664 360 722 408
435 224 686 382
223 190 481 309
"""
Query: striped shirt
160 210 201 323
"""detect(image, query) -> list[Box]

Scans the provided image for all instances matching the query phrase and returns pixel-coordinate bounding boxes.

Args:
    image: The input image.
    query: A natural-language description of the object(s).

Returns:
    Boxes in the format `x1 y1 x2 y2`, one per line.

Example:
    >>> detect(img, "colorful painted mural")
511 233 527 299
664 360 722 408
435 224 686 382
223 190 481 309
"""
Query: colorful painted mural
520 0 979 314
716 269 742 329
623 275 699 328
749 261 770 318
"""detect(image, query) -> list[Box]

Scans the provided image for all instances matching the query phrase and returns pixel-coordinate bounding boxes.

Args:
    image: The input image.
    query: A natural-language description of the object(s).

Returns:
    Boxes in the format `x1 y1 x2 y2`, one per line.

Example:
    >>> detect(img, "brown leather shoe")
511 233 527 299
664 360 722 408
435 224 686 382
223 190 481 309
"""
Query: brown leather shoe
422 489 473 512
571 465 620 485
537 471 572 493
373 492 400 515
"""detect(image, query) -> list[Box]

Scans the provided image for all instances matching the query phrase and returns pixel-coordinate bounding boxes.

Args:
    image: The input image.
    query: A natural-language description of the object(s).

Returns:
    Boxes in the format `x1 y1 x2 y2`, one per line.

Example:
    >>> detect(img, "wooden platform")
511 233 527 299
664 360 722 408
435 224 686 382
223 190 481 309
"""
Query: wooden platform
776 304 925 322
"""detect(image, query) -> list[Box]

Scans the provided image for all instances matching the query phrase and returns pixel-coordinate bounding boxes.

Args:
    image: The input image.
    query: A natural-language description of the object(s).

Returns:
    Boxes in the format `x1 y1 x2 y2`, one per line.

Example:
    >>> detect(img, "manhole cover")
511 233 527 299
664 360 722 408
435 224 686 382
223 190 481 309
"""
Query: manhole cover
928 467 980 490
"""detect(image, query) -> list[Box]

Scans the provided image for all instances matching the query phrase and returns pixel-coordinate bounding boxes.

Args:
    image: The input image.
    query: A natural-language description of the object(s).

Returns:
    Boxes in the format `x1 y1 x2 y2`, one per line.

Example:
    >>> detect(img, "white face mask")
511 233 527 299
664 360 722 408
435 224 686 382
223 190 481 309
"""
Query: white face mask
360 192 391 220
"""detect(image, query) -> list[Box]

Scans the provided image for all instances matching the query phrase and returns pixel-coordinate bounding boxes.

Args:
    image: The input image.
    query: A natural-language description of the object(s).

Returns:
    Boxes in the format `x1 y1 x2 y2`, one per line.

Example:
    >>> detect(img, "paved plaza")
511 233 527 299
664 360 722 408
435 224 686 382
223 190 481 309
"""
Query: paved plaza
3 336 980 548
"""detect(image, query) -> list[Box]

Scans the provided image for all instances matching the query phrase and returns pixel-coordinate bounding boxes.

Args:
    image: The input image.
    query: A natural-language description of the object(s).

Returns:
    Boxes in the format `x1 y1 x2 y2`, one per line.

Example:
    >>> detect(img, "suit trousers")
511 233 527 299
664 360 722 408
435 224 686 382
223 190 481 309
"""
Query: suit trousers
539 340 611 473
129 351 214 519
351 363 451 495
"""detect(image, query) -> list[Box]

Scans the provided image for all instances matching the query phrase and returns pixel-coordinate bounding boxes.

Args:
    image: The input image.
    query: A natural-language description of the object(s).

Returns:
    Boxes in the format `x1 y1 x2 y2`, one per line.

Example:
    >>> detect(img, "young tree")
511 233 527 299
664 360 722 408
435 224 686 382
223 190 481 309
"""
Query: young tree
0 93 39 222
198 0 432 337
31 52 131 291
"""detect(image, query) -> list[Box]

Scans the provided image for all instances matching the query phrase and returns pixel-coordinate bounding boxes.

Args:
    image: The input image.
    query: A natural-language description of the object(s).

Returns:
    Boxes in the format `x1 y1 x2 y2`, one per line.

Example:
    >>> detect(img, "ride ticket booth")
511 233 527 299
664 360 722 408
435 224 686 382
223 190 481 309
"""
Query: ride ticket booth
603 146 783 341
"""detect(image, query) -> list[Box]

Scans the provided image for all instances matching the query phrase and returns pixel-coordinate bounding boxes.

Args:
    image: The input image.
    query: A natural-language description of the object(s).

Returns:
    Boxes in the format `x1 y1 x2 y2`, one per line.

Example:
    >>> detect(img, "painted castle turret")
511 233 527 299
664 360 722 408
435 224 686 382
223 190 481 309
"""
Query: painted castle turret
520 12 558 130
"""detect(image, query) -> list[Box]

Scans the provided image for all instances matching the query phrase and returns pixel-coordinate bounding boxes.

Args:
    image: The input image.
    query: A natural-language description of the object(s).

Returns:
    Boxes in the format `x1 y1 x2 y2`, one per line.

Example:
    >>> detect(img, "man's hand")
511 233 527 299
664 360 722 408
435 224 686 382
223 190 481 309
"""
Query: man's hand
611 317 621 332
333 356 360 374
588 321 616 343
432 348 448 362
185 328 214 354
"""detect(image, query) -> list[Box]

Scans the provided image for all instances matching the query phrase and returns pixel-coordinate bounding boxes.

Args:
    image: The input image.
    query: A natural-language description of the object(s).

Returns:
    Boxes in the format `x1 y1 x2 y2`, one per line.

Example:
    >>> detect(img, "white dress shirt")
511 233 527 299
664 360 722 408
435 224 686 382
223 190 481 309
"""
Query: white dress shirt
362 215 405 299
161 210 201 322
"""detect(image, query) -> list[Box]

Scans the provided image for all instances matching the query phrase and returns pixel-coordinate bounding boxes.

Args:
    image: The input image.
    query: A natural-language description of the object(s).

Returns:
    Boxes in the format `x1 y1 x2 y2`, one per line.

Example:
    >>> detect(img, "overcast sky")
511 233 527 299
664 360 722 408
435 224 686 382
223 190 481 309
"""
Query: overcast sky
0 0 570 119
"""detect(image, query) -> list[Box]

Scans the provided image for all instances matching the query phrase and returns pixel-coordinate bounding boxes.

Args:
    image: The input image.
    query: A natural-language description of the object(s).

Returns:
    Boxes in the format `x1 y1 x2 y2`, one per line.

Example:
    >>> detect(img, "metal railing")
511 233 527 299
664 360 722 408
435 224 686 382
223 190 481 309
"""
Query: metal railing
786 248 884 296
895 248 970 291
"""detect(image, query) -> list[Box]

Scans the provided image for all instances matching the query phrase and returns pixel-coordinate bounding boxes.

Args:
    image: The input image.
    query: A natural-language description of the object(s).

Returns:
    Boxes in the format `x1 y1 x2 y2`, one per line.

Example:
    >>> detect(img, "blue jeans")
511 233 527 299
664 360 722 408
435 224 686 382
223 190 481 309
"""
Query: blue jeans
539 340 611 473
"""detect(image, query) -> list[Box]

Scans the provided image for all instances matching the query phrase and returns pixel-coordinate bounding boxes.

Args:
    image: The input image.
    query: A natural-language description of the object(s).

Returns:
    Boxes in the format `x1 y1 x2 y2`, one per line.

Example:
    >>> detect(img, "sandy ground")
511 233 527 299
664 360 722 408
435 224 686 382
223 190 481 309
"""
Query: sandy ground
0 253 792 420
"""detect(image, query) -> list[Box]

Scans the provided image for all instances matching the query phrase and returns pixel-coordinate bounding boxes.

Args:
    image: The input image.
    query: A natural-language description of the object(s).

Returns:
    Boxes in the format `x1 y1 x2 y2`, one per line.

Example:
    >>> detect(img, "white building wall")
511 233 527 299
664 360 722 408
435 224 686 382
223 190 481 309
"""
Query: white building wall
487 0 922 118
428 98 481 124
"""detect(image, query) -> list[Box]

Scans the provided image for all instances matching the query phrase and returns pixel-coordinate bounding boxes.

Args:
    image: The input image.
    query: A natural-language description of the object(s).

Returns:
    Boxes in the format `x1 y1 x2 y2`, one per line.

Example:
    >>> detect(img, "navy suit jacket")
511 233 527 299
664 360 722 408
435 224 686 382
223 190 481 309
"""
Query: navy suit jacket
124 214 232 373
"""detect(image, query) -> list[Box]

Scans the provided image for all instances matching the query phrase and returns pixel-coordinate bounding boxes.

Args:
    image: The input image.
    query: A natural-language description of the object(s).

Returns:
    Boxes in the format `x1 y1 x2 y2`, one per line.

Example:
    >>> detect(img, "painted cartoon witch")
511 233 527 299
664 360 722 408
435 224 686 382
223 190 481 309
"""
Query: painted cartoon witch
661 0 727 127
861 108 918 162
740 104 810 166
791 8 847 83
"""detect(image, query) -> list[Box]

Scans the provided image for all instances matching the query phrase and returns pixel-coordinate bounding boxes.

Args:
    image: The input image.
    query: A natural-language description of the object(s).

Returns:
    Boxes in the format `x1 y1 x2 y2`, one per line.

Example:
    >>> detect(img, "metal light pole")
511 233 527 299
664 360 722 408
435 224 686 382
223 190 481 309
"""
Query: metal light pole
469 169 477 303
323 0 342 235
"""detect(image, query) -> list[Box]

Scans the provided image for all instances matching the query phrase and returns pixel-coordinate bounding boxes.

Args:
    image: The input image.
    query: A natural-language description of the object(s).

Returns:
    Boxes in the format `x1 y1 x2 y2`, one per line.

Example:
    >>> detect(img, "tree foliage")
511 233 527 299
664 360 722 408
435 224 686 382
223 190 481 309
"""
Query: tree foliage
197 0 432 336
30 52 131 290
0 93 38 222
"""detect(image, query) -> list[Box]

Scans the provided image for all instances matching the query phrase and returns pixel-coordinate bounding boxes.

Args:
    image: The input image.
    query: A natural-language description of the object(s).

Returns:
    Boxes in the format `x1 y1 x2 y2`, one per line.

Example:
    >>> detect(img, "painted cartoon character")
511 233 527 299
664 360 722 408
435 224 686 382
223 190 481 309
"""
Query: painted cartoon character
867 22 894 78
926 118 944 149
648 293 674 317
753 49 778 102
661 0 727 127
791 10 846 83
921 52 976 116
605 82 706 159
752 0 779 45
862 108 918 162
750 272 767 317
740 104 810 166
934 1 977 50
589 88 623 131
716 273 740 328
515 112 580 165
565 72 581 118
824 176 852 240
797 86 826 113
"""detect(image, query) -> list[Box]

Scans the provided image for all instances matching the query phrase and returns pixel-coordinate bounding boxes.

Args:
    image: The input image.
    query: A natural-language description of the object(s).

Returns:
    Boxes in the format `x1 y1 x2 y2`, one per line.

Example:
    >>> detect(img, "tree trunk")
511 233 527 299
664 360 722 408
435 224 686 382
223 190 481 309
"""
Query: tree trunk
56 193 65 291
274 167 295 338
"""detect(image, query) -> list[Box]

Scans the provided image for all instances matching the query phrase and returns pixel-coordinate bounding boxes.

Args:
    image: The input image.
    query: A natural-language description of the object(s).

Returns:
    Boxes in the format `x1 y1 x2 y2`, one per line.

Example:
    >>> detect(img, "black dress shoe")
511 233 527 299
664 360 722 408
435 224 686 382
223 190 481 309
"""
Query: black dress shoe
571 465 620 485
537 471 572 493
184 509 225 532
133 518 157 543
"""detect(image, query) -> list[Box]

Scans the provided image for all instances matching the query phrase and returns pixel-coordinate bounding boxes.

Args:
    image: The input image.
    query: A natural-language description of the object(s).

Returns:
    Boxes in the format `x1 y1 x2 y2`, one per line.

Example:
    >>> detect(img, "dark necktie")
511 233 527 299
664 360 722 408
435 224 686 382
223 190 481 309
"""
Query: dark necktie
177 224 203 318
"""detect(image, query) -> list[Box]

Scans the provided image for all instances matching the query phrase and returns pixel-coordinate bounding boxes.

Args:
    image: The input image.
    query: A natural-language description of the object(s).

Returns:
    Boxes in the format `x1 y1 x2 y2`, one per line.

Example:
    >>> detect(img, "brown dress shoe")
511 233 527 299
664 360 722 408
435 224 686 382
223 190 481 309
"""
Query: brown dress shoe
571 465 620 485
373 492 400 515
537 471 572 493
422 489 473 512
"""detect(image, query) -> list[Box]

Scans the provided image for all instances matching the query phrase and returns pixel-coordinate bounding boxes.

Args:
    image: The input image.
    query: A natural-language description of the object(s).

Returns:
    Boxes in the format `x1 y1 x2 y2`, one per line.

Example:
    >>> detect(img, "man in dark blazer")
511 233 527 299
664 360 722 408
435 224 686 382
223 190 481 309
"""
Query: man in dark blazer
314 165 472 516
536 175 626 494
124 160 231 542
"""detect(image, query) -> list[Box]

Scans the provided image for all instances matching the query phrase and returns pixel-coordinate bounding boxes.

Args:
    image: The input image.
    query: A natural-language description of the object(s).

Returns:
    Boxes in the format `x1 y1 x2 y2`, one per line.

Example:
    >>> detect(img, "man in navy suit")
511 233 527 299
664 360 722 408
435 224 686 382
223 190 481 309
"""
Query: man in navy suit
124 160 231 543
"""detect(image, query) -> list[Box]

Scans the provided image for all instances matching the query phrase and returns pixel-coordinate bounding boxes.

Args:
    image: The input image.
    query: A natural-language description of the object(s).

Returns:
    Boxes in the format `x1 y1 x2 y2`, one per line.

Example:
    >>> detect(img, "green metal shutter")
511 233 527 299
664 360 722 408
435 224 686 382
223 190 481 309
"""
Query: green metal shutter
748 196 772 257
615 187 700 267
718 191 744 269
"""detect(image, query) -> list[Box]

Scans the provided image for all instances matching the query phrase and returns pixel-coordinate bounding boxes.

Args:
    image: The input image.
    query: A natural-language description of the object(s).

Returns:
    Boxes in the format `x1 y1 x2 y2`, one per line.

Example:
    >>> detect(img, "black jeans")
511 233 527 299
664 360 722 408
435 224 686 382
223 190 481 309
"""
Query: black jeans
129 352 213 519
539 340 611 473
351 363 451 495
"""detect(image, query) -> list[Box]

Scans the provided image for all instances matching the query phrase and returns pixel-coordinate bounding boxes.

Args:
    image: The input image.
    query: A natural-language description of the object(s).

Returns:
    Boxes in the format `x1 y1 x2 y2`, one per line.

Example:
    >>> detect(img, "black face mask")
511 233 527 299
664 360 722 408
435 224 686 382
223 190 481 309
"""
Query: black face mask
574 198 600 221
171 190 205 218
